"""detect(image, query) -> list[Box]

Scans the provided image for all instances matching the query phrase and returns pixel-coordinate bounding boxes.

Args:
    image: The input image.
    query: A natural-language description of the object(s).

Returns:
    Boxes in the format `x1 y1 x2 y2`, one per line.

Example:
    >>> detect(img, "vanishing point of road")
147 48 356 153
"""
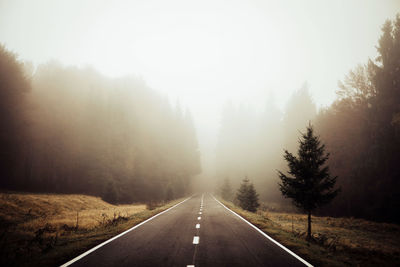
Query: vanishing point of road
62 194 311 267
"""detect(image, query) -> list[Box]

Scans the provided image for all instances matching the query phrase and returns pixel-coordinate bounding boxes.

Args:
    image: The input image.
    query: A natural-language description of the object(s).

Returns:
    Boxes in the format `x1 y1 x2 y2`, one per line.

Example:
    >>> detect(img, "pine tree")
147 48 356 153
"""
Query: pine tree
236 176 260 212
246 183 259 212
236 177 249 208
220 178 233 201
278 123 339 240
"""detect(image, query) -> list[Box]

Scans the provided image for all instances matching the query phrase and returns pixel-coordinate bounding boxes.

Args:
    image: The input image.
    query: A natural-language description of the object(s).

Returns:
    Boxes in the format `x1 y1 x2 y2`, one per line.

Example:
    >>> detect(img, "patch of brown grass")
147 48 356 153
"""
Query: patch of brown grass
221 199 400 266
261 211 400 256
0 193 146 231
0 192 182 267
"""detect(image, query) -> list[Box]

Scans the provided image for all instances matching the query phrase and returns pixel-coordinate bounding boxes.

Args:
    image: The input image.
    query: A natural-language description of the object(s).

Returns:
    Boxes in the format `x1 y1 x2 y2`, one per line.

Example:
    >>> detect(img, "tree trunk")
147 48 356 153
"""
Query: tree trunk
307 211 312 240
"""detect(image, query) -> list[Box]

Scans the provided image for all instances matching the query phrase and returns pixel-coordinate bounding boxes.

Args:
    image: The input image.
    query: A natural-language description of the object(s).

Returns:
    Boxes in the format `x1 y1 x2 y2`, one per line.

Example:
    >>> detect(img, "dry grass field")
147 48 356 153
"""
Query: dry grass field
0 192 182 267
221 200 400 267
263 211 400 256
0 193 147 231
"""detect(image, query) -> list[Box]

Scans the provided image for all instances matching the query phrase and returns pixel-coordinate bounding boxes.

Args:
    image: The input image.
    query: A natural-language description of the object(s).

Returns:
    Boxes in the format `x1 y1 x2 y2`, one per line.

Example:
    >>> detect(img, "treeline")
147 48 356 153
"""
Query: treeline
314 15 400 222
0 46 200 203
216 86 316 204
216 15 400 223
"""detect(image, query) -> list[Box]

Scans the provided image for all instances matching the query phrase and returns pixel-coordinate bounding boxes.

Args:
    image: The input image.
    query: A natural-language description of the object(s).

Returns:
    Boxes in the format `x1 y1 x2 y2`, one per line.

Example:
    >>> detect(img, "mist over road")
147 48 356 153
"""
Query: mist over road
64 194 308 267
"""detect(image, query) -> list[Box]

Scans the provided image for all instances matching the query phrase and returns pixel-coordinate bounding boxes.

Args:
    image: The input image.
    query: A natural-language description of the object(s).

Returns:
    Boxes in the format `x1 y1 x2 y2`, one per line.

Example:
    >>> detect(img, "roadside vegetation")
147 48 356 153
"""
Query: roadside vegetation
220 199 400 266
0 192 184 267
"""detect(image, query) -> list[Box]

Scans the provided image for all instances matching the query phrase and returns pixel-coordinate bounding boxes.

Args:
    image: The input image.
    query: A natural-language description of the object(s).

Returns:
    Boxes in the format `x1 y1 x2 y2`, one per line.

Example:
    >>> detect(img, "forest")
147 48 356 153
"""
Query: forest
0 48 201 203
1 13 399 224
216 15 400 223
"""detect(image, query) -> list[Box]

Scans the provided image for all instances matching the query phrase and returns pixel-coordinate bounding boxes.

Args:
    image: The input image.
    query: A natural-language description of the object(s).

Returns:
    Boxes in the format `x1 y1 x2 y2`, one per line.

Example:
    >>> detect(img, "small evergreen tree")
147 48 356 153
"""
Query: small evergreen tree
246 183 259 212
220 177 233 201
278 124 339 240
236 176 260 212
236 177 249 207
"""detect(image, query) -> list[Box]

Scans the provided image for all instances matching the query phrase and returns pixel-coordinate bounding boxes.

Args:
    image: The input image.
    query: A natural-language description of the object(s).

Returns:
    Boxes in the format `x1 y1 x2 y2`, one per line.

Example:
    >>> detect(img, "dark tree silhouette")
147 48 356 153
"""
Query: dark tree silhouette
236 176 259 212
278 124 339 240
0 44 30 189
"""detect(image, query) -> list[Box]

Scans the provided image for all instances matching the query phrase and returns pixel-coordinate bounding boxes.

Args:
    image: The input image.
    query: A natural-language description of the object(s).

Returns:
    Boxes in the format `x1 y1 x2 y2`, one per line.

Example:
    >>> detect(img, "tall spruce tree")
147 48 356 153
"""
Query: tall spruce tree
278 124 339 240
236 176 260 212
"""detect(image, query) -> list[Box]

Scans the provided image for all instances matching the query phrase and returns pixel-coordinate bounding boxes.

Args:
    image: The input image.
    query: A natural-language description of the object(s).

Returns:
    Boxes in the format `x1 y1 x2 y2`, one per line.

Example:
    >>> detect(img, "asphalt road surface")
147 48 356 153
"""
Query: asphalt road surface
64 194 310 267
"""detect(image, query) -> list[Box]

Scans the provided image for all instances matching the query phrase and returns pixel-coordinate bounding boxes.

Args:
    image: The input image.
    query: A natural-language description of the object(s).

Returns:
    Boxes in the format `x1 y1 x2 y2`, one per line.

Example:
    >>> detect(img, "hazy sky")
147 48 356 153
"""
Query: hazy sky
0 0 399 168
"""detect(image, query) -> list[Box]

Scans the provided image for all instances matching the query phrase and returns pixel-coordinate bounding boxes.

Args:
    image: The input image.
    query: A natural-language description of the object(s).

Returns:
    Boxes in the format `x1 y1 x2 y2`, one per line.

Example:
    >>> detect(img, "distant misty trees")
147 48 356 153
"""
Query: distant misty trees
216 86 316 204
0 45 201 203
220 178 233 201
282 85 317 153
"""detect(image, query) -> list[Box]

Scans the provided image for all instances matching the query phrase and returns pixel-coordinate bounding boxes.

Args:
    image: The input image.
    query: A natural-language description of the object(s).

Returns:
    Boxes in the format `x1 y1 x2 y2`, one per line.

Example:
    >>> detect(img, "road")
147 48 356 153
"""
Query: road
64 194 310 267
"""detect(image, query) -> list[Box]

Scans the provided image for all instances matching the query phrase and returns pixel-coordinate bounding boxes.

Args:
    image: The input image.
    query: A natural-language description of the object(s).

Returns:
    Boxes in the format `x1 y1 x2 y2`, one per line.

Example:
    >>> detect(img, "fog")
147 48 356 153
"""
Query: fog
1 0 398 185
1 1 400 221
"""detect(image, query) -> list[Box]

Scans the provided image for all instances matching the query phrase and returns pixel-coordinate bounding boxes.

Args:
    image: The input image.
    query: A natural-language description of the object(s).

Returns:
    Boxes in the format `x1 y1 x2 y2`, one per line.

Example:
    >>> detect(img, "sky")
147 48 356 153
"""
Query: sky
0 0 399 176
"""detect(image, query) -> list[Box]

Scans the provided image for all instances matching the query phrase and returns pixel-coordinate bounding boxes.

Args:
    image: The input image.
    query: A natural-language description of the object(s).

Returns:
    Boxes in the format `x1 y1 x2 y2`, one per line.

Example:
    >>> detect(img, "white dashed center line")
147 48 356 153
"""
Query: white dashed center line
188 195 204 267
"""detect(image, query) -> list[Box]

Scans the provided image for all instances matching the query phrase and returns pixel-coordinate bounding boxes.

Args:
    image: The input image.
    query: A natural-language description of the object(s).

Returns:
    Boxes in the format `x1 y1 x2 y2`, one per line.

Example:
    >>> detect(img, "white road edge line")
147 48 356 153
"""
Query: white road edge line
60 196 193 267
212 195 313 267
193 236 200 244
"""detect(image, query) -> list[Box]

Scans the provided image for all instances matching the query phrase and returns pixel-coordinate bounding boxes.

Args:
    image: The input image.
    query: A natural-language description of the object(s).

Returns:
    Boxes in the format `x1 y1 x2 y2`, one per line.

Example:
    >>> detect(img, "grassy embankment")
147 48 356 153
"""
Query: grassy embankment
0 192 184 267
220 199 400 267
